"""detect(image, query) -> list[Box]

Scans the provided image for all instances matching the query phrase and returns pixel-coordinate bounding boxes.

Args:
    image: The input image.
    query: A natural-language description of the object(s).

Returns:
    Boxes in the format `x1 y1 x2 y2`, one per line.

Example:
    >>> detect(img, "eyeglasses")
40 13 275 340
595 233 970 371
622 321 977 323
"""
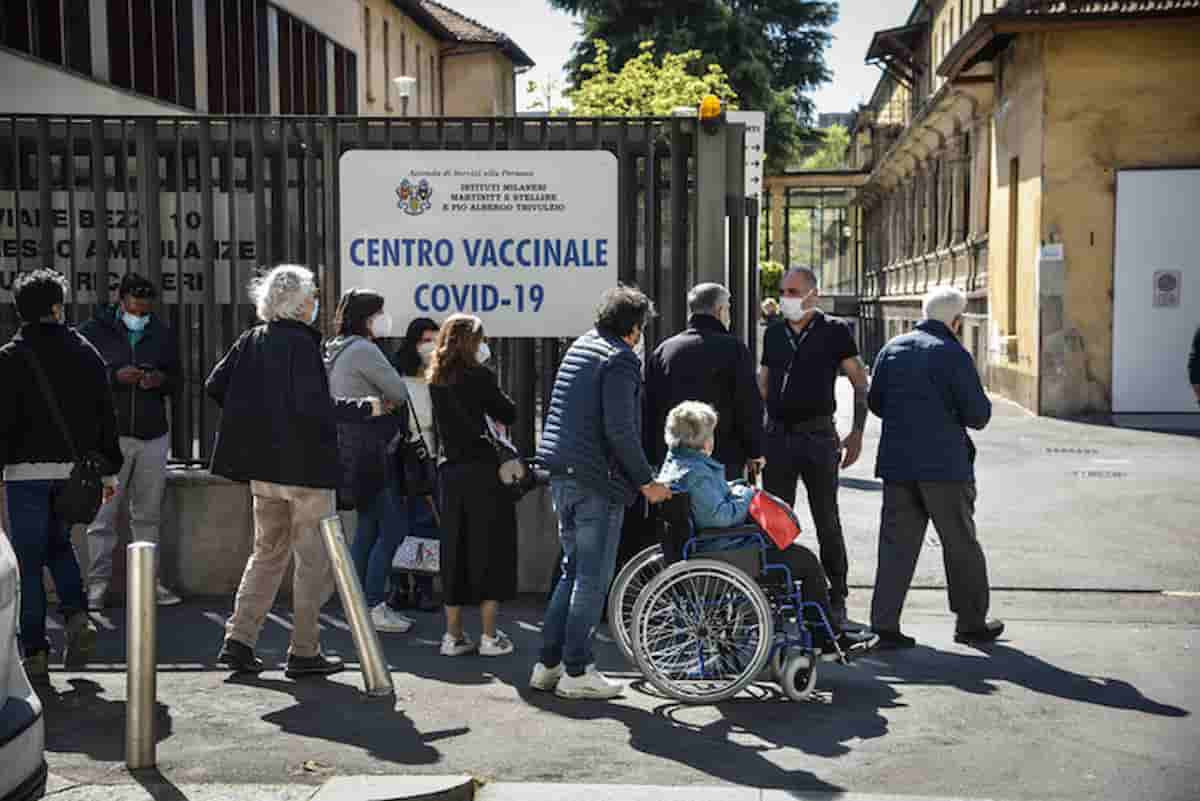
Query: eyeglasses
124 285 156 299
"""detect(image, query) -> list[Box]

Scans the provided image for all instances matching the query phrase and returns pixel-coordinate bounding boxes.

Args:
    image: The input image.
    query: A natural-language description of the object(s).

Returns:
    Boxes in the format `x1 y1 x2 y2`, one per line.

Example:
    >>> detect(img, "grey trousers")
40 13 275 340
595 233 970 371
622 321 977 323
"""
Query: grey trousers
869 480 990 633
86 434 170 588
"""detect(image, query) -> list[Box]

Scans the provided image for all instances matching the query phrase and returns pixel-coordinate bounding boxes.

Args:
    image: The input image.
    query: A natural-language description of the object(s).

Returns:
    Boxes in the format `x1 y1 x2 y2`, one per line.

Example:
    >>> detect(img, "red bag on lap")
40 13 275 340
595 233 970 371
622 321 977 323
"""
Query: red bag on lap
748 490 802 550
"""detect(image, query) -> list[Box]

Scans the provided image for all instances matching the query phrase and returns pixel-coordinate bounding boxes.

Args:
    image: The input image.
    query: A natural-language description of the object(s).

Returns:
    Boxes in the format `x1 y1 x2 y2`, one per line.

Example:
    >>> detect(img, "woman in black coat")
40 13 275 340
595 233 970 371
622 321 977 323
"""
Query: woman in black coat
428 313 517 658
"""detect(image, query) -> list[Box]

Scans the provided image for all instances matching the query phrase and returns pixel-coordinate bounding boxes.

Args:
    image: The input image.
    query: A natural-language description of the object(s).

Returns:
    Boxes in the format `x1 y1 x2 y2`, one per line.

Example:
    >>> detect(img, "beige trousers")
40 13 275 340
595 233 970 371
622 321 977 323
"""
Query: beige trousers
225 481 335 658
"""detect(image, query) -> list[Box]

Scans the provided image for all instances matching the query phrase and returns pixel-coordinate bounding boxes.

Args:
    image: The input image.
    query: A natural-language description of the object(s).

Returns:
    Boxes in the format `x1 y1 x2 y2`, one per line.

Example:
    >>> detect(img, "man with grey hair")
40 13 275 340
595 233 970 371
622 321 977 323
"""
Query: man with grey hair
644 282 763 479
758 266 869 626
867 285 1002 649
205 264 388 677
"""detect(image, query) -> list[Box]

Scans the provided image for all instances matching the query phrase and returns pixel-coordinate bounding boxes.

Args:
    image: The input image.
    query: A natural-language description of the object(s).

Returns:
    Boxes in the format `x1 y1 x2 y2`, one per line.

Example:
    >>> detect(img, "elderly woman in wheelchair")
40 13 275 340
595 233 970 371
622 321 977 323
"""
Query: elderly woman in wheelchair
608 401 877 704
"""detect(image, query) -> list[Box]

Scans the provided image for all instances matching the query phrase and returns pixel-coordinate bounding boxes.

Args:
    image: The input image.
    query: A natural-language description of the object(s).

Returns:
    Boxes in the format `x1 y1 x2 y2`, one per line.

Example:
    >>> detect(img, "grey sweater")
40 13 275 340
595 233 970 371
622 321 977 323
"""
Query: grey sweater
324 336 410 405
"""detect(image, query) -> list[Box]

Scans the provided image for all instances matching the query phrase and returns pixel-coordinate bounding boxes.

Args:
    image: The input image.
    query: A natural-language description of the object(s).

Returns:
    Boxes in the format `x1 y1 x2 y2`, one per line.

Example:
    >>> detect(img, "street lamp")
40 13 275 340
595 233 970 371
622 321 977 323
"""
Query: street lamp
393 75 416 116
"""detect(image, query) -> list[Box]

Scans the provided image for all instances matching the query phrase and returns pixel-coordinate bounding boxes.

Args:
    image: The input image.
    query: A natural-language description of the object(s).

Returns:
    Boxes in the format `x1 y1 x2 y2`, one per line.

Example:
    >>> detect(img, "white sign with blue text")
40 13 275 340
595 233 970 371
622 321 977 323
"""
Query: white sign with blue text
339 150 618 337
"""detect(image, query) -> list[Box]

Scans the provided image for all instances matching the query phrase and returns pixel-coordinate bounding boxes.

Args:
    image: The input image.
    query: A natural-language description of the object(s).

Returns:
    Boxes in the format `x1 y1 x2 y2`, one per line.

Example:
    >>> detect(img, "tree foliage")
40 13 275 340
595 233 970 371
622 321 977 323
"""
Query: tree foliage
560 40 738 116
799 124 850 170
547 0 838 168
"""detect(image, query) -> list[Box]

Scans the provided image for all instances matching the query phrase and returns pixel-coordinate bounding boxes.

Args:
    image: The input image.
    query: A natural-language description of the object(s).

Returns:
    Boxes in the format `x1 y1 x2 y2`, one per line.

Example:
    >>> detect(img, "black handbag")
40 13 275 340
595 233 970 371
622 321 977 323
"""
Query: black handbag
20 346 108 526
398 400 439 499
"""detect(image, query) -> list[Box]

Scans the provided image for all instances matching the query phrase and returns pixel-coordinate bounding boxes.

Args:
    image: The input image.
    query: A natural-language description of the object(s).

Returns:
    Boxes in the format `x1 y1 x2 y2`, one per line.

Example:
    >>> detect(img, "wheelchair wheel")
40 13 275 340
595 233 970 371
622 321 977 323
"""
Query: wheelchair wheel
607 544 664 667
778 650 819 702
631 558 774 704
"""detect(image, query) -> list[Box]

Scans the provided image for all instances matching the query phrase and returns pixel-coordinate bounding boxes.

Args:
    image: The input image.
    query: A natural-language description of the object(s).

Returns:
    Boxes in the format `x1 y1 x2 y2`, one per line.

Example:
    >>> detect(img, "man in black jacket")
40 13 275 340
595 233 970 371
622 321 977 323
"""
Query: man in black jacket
79 272 181 609
1190 325 1200 406
0 269 123 683
644 282 764 480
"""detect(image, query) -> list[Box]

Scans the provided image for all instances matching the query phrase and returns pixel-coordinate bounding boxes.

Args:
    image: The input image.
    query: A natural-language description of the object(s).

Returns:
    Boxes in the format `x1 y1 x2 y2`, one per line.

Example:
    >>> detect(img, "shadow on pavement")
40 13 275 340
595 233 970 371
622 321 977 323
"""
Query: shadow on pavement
226 672 454 765
130 768 189 801
40 678 174 761
860 642 1190 717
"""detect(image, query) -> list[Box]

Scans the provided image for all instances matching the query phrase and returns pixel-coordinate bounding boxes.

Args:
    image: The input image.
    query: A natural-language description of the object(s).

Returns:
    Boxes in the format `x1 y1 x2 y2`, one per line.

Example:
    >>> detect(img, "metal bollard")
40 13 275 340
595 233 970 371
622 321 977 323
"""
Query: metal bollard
125 542 157 769
319 515 394 697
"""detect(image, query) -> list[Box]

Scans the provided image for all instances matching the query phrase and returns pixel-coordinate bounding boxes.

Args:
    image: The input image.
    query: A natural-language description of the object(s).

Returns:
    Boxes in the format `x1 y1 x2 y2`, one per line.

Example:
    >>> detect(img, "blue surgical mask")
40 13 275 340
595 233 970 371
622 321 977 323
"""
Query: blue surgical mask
309 299 320 325
122 312 149 332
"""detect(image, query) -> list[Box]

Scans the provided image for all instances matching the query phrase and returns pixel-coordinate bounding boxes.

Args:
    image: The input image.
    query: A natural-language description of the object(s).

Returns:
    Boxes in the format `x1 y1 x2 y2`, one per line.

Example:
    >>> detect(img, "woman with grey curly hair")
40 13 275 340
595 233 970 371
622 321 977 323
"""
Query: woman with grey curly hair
205 264 389 678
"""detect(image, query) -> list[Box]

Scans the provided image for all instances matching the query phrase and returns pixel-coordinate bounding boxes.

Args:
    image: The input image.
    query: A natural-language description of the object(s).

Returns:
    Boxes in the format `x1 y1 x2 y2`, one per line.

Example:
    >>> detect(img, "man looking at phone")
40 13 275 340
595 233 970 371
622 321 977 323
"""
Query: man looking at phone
79 272 181 608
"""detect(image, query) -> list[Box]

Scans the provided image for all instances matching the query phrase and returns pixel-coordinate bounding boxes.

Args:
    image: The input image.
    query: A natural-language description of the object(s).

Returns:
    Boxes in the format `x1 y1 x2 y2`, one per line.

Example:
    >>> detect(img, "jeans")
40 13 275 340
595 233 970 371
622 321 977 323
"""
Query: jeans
351 484 408 608
541 478 625 676
86 433 170 588
6 480 86 655
225 481 335 658
762 422 850 602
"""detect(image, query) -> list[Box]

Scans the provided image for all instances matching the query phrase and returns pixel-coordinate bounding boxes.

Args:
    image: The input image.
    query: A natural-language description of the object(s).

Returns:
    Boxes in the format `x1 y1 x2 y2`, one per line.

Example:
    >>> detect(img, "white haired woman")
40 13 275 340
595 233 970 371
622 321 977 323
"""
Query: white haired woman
205 265 387 677
657 401 878 659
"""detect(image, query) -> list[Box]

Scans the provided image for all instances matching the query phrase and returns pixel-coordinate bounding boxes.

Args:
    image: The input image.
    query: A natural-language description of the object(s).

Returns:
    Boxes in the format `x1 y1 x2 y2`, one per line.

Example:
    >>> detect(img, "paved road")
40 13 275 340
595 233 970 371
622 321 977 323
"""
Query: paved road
35 387 1200 800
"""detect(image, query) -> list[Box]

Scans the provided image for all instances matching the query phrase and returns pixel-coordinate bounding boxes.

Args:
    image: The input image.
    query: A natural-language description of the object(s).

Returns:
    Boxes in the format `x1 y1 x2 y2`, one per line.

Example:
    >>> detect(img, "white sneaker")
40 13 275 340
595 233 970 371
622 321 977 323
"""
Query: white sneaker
555 665 623 700
440 632 476 656
87 583 107 611
529 662 564 692
370 603 414 633
479 630 514 657
156 583 182 607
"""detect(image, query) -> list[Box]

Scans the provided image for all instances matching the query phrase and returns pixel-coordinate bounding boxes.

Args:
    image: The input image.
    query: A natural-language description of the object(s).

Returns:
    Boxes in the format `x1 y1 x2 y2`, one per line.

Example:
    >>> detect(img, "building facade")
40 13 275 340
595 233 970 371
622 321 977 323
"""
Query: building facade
0 0 531 118
855 0 1200 420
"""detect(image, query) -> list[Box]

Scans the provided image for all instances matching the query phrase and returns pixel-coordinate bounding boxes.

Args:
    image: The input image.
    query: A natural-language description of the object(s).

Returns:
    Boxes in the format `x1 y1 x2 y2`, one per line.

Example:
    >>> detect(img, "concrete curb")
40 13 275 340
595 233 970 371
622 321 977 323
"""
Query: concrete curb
311 775 475 801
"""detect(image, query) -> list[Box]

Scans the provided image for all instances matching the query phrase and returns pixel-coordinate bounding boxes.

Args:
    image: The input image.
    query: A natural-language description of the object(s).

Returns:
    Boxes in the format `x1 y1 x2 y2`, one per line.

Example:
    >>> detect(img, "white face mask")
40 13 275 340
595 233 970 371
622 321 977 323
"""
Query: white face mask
780 297 810 321
309 298 320 325
368 312 393 339
718 306 732 329
418 341 436 363
476 341 491 365
633 331 645 364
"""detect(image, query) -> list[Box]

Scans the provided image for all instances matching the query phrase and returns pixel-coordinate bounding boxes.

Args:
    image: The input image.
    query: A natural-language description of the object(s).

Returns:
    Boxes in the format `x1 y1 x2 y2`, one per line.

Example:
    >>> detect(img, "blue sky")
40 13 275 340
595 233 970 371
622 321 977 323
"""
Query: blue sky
442 0 916 114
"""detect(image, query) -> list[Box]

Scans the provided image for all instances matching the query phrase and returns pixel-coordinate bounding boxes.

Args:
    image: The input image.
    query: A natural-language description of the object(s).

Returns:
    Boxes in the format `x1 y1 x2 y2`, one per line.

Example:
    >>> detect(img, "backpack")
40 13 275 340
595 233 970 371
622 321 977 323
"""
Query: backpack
748 490 803 550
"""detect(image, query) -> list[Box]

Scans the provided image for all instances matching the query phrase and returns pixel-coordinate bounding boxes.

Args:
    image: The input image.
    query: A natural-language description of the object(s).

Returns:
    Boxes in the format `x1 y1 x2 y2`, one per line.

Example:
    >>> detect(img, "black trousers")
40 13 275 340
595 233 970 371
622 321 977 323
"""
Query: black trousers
762 421 849 602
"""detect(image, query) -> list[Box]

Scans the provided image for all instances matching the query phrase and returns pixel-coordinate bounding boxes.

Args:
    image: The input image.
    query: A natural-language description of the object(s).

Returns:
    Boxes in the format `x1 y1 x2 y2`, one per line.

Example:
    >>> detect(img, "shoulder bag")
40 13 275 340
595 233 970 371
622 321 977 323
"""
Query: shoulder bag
442 382 536 501
397 399 439 499
20 346 108 526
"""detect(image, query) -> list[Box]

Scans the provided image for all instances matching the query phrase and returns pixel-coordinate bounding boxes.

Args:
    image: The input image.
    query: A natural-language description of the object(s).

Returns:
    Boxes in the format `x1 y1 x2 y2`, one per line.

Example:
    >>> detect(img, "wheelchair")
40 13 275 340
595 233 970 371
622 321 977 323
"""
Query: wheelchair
607 492 845 704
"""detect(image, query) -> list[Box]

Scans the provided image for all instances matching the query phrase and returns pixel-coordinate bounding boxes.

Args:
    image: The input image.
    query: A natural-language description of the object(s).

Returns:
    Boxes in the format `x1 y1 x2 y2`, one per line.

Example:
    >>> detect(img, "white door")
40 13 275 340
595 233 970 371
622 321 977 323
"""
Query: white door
1112 168 1200 423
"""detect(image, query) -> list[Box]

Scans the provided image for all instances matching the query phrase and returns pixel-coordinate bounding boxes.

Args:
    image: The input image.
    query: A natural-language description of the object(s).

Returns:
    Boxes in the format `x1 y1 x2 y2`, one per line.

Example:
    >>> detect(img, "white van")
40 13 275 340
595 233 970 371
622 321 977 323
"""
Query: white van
0 532 46 800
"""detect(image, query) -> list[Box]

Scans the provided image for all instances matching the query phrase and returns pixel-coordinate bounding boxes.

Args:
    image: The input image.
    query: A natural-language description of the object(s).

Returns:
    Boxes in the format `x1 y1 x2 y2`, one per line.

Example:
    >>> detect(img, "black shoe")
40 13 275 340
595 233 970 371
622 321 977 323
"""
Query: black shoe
412 587 439 613
875 629 917 650
285 652 345 678
821 630 880 662
386 588 411 611
955 619 1005 645
217 639 265 673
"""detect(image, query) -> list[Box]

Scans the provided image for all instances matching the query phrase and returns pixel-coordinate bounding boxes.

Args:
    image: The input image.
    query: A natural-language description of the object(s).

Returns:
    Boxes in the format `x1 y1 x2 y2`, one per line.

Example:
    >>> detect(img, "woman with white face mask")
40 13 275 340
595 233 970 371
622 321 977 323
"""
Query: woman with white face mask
384 317 442 613
324 289 415 635
427 313 518 658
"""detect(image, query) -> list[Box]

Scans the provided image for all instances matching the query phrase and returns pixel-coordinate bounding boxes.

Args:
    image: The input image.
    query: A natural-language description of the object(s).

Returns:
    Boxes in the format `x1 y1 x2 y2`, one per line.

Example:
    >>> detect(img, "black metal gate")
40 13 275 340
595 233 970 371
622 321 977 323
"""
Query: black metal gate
1 114 757 463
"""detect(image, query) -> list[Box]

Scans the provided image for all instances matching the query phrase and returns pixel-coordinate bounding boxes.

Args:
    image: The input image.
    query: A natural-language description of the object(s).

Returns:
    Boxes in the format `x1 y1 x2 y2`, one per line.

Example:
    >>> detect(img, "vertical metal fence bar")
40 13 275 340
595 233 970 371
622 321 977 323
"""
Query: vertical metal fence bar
66 117 78 317
746 196 760 367
726 124 746 341
172 120 189 461
36 119 52 274
120 119 131 302
280 120 292 263
90 119 108 316
323 120 340 302
668 119 688 336
227 118 241 334
642 124 659 343
198 119 217 460
137 119 162 289
615 122 634 286
12 117 23 275
304 119 320 299
512 118 535 455
251 117 267 292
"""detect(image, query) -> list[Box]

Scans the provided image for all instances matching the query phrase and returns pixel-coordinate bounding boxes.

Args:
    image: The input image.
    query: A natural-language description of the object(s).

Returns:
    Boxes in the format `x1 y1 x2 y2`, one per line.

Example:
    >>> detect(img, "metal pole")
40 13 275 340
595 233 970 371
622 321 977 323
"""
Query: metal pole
126 542 157 770
318 516 394 697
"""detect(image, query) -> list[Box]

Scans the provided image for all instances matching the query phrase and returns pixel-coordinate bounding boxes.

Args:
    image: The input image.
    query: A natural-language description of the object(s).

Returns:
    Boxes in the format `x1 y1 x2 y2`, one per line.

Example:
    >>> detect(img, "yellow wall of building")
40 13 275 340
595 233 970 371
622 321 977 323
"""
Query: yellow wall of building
358 0 442 116
1039 24 1200 415
987 33 1045 411
442 50 515 116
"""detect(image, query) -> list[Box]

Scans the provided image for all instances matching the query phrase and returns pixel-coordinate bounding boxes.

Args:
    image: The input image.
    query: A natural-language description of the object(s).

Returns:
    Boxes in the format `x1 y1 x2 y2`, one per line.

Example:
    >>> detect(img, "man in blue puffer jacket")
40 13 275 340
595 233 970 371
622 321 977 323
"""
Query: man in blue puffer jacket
531 286 672 700
867 286 1003 650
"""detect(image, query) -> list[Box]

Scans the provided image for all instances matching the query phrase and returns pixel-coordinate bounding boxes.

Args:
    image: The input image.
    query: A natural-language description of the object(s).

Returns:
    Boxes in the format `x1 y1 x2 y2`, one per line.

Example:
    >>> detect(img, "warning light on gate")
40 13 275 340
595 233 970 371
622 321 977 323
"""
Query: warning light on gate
698 95 723 135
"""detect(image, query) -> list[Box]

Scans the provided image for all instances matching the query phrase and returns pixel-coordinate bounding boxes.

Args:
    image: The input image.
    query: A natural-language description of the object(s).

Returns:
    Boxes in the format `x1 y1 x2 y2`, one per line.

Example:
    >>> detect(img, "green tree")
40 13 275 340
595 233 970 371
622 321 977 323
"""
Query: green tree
798 124 850 169
547 0 838 168
562 40 737 116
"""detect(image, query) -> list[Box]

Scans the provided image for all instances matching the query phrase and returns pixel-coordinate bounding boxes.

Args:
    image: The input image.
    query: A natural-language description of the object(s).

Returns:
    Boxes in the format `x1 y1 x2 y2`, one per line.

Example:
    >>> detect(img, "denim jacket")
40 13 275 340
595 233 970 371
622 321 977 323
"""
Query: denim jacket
657 447 755 529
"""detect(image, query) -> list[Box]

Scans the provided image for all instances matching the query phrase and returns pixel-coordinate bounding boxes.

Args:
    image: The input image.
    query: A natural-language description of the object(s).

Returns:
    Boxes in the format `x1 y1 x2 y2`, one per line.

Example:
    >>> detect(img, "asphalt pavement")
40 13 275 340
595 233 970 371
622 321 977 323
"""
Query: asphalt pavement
34 385 1200 801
